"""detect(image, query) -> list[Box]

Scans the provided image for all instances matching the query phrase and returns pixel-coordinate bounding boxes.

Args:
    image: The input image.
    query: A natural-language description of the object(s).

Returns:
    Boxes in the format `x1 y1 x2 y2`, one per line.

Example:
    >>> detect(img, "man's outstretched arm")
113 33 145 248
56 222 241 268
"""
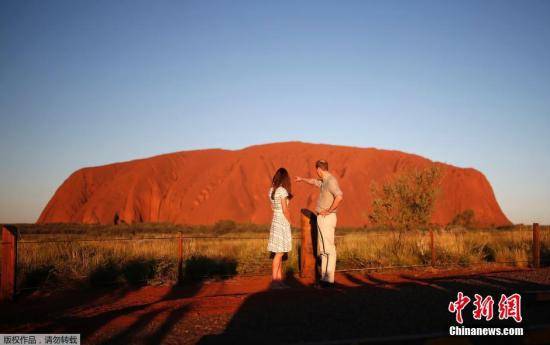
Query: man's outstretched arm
295 176 322 187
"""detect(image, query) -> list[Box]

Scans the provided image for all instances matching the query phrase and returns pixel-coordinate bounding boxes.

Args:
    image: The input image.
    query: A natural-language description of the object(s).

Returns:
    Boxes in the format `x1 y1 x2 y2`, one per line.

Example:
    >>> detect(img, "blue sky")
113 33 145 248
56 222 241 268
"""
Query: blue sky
1 0 549 224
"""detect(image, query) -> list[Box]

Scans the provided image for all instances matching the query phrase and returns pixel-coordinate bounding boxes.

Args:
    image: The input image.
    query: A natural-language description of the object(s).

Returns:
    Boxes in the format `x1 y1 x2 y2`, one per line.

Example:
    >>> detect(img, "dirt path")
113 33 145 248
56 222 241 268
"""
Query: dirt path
1 266 549 344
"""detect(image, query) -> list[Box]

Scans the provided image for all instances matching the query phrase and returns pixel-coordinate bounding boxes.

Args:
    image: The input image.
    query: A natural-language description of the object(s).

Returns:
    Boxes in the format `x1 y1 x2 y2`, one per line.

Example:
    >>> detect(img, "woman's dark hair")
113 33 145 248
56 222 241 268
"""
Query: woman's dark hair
271 167 293 200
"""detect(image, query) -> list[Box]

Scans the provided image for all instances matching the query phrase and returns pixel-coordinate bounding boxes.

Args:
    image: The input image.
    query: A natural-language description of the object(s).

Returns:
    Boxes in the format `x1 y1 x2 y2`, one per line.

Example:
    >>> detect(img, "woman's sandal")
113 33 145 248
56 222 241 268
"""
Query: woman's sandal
270 280 290 289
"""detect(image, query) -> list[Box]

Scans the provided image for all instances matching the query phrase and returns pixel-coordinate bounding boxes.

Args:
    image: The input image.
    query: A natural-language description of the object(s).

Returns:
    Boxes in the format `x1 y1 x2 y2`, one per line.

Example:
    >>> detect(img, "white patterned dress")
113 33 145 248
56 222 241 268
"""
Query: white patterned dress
267 186 292 253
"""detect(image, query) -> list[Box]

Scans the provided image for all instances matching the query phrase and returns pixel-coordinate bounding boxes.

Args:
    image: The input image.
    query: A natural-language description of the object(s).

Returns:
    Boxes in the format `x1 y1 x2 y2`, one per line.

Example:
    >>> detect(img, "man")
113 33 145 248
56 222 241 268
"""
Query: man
296 159 343 287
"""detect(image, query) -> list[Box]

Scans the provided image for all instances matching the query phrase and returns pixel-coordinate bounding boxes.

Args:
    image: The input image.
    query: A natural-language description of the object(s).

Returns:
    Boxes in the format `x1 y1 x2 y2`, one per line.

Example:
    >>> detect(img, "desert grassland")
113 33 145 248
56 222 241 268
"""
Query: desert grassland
9 223 550 291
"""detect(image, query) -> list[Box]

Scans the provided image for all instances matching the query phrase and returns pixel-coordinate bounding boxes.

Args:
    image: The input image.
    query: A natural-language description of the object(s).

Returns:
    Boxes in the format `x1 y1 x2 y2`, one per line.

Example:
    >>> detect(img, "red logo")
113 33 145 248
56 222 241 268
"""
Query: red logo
473 294 494 321
448 292 522 324
448 292 471 324
498 293 522 323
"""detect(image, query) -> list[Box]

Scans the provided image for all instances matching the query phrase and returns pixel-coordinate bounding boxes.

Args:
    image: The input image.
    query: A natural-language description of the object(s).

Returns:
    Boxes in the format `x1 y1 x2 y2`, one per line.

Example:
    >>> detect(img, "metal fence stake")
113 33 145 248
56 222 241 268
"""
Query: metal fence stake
532 223 540 268
430 229 435 267
178 232 184 284
1 225 17 301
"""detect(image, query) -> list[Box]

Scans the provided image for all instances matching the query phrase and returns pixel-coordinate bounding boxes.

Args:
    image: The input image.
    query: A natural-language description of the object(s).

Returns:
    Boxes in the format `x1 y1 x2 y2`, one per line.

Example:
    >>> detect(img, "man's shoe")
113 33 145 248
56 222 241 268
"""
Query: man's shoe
270 280 286 289
313 282 325 289
321 281 335 288
314 281 335 289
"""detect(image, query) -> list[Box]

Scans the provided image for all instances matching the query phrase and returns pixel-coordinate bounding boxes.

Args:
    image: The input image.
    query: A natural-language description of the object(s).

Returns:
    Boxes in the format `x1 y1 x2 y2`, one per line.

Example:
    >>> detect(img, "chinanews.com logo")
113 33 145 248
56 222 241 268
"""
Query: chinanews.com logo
447 292 524 336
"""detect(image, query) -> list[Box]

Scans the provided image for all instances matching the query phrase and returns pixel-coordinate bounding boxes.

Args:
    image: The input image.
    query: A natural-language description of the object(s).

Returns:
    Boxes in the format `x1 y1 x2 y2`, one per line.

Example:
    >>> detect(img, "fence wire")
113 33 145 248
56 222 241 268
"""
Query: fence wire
17 234 347 244
10 227 549 294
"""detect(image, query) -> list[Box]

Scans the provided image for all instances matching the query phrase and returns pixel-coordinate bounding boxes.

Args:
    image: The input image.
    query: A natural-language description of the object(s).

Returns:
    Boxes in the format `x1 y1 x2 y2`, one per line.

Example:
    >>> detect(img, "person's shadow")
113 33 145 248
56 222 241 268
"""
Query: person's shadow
198 270 550 344
1 256 239 345
198 232 550 345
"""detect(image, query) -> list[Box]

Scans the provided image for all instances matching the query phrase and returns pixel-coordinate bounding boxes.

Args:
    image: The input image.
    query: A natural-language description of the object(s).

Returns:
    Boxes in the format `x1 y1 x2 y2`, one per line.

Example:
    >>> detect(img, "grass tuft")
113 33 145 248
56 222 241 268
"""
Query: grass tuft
8 223 549 290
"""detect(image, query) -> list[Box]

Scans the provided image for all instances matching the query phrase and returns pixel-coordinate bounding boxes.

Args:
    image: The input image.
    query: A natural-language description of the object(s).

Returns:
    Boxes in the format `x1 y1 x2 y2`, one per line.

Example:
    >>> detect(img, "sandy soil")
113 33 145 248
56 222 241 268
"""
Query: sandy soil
1 266 549 344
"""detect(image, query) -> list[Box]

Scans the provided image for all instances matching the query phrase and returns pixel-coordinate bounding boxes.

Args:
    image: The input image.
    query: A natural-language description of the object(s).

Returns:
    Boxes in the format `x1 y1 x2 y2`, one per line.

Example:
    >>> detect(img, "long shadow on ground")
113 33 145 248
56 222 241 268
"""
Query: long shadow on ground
2 266 549 344
199 269 550 345
0 256 237 345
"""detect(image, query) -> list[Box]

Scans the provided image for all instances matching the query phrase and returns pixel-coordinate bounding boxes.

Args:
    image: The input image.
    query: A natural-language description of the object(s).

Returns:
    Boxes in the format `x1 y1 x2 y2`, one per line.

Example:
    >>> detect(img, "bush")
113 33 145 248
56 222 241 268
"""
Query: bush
89 259 122 286
183 255 237 282
212 220 237 234
369 166 441 231
451 209 476 228
122 258 157 285
482 244 496 262
20 265 57 289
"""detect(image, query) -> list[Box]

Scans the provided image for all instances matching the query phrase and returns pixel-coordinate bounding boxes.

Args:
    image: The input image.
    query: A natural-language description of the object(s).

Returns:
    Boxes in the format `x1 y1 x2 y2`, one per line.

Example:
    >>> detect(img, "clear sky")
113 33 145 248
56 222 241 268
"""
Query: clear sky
1 0 549 224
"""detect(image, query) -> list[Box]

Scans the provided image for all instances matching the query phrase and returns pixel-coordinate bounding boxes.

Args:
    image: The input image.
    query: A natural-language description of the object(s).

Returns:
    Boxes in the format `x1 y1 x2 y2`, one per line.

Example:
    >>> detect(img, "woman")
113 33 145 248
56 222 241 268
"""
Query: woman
267 167 293 287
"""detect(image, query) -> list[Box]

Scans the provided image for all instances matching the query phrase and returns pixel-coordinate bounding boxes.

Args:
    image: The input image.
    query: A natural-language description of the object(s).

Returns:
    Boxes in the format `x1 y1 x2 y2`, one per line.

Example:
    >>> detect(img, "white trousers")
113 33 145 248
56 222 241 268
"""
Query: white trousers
317 213 337 283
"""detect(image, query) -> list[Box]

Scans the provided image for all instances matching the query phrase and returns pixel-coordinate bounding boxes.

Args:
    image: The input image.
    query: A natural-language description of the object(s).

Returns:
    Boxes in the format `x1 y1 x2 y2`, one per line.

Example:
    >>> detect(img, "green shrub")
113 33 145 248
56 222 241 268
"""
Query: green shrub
20 265 57 289
122 258 157 285
212 220 237 235
183 255 237 282
89 259 122 286
369 166 441 231
451 209 476 228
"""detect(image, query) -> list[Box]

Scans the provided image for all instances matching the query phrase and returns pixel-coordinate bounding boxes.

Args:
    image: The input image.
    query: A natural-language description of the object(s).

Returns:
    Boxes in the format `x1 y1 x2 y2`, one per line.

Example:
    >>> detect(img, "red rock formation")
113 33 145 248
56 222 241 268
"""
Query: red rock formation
37 142 511 227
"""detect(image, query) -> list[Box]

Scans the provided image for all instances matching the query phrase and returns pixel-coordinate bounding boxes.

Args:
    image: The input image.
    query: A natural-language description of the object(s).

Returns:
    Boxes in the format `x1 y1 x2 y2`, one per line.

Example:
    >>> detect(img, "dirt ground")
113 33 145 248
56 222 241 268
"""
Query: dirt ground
1 266 549 345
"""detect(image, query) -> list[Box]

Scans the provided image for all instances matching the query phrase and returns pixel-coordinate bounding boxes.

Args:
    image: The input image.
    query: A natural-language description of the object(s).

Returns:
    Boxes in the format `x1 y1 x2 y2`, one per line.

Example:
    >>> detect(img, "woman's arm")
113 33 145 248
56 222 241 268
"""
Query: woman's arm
280 197 291 224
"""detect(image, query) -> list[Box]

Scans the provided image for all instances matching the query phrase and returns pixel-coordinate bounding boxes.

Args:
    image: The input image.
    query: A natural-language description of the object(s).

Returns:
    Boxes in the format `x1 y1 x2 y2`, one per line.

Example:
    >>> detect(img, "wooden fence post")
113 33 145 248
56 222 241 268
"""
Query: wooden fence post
1 225 17 301
532 223 540 269
177 232 184 284
430 229 435 267
300 209 317 281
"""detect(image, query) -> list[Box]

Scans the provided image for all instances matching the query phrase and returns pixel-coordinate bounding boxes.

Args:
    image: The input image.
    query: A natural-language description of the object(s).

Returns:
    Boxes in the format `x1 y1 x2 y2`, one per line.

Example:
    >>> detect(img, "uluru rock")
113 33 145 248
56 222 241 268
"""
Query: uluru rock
38 142 511 227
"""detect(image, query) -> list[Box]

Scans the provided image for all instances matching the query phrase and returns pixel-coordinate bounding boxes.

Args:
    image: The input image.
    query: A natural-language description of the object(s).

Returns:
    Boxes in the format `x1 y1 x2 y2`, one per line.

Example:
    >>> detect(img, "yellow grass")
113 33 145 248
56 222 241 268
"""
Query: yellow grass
11 224 550 290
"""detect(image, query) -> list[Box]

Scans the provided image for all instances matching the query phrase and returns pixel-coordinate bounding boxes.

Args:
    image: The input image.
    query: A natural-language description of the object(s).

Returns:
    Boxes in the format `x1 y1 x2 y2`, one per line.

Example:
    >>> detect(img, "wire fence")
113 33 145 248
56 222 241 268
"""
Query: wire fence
8 225 548 294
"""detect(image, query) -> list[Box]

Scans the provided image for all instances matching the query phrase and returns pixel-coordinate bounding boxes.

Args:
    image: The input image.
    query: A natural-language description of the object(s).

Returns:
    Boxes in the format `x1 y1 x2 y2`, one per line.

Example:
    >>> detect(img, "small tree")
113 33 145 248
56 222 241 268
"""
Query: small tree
369 165 442 231
451 209 475 228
